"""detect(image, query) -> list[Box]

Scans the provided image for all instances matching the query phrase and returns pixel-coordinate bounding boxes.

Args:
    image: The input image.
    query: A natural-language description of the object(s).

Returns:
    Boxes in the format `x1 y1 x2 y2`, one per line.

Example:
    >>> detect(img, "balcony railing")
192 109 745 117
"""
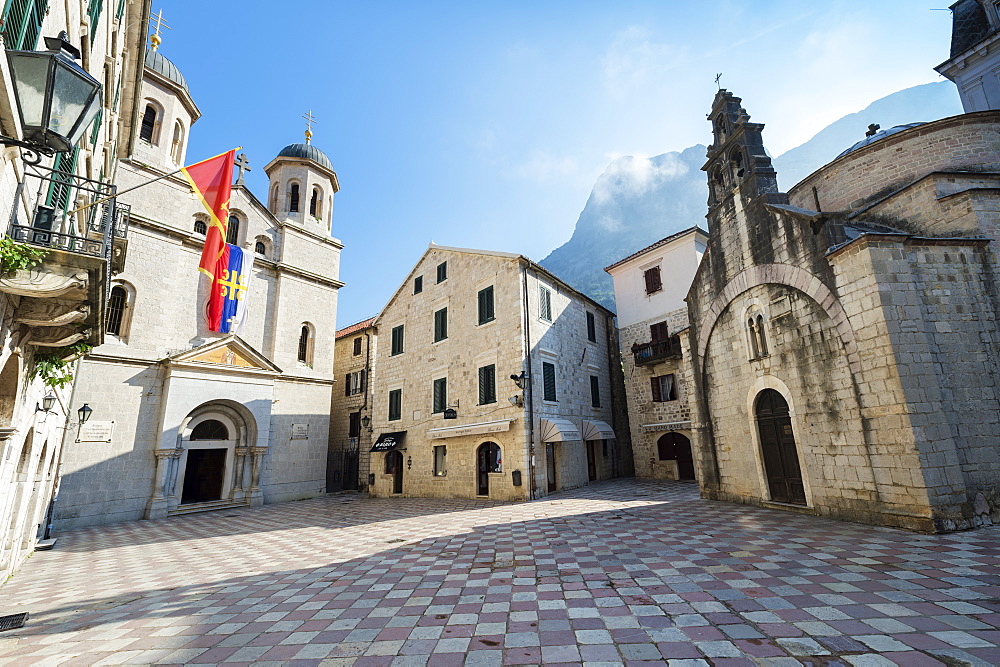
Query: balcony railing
632 335 682 366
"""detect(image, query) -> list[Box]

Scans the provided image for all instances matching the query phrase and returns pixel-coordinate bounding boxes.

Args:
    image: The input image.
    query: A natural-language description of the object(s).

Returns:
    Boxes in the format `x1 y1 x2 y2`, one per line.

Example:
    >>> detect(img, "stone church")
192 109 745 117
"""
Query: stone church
685 85 1000 532
52 37 344 528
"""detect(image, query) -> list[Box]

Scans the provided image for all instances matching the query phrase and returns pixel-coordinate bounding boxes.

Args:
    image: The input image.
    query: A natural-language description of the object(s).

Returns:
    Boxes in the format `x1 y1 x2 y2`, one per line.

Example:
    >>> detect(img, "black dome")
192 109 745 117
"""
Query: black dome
144 48 187 91
276 143 334 171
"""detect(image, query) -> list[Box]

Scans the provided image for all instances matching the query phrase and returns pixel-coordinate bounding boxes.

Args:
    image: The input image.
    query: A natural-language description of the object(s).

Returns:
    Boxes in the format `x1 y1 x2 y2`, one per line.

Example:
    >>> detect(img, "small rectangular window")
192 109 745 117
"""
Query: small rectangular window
413 276 423 294
539 286 552 322
437 261 447 283
651 374 677 402
542 361 557 402
644 266 663 294
586 311 597 342
391 324 404 355
478 285 495 325
478 364 496 405
434 445 447 476
348 411 361 438
650 321 669 341
353 337 362 356
434 307 448 342
433 377 447 413
590 376 600 408
388 388 402 421
345 370 366 396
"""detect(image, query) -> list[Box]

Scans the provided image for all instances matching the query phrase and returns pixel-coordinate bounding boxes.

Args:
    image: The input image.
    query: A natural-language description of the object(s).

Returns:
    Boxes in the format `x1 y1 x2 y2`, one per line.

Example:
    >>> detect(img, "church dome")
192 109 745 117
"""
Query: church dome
145 48 188 91
276 143 334 171
836 123 926 159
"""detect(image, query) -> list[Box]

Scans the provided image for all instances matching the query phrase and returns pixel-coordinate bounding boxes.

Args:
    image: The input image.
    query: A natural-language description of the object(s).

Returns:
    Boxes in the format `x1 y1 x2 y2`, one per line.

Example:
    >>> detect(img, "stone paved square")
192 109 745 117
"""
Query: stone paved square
0 479 998 665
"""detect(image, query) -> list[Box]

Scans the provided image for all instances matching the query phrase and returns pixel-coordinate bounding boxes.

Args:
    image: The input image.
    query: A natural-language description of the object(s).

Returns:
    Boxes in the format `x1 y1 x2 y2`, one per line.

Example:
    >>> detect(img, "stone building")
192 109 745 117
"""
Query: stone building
328 317 375 492
51 33 344 529
685 87 1000 532
605 227 706 481
936 0 1000 112
0 0 148 579
369 244 629 501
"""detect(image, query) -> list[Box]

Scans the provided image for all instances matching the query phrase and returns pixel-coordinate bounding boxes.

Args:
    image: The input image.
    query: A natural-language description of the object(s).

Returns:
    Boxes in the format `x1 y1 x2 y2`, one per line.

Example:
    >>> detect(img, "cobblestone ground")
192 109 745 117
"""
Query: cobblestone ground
1 479 999 666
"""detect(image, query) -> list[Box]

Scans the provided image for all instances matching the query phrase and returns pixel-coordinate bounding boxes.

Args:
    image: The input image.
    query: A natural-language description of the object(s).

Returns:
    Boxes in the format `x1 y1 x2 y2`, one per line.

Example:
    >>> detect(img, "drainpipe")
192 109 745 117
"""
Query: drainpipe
43 355 84 541
521 264 536 499
361 329 372 490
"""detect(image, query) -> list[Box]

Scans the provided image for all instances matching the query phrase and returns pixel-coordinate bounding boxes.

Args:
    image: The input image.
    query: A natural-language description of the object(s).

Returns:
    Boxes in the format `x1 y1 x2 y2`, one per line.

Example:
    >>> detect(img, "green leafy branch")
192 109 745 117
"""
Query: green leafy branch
0 236 46 274
31 342 93 389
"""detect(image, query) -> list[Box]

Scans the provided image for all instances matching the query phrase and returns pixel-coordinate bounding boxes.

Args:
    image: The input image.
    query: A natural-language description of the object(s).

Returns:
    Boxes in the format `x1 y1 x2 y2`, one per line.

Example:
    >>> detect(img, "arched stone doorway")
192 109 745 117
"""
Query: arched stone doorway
180 419 232 504
755 389 806 505
657 432 695 480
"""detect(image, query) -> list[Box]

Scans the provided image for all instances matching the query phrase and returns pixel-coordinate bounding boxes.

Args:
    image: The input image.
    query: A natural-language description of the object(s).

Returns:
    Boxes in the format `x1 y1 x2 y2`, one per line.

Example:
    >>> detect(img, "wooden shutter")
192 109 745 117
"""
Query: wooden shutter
644 267 662 294
650 321 669 341
650 376 662 402
433 378 447 413
478 286 494 324
345 373 351 396
434 308 448 341
479 365 496 404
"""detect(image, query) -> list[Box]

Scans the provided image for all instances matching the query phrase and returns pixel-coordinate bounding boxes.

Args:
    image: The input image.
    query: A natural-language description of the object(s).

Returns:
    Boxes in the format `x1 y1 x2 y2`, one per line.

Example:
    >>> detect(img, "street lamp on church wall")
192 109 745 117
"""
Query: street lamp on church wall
1 32 103 160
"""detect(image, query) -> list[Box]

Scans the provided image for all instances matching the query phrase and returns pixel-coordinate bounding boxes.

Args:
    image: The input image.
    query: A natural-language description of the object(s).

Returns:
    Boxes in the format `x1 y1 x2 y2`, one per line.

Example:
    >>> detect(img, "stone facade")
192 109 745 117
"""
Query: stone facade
605 228 706 481
369 245 628 501
686 88 1000 532
328 318 376 492
52 39 344 530
0 0 147 580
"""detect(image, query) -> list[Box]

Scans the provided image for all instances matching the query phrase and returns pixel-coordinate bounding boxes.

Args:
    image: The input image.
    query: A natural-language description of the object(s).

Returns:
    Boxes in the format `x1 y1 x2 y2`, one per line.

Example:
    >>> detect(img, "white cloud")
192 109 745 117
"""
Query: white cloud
512 150 580 182
591 153 689 204
601 25 687 99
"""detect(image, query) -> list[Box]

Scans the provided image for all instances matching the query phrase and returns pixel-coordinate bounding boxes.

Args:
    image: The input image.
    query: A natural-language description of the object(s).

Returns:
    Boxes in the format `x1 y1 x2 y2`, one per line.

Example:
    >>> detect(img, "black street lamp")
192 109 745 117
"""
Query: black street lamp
2 31 103 159
77 403 92 424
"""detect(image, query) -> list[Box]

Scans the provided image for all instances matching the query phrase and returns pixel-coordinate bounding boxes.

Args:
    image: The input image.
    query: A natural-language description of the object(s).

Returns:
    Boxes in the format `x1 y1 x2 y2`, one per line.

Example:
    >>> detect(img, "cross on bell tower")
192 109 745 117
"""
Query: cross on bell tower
302 109 316 145
149 8 169 51
234 153 251 186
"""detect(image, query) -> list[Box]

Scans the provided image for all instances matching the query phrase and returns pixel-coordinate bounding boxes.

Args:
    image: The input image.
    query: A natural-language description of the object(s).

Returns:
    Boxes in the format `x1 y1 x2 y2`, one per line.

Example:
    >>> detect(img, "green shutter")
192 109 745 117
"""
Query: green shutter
388 389 401 421
543 362 556 402
87 0 103 44
434 308 448 342
2 0 49 50
478 364 496 405
90 108 103 147
433 378 447 413
590 376 600 408
391 325 404 355
46 146 80 213
478 286 494 324
115 0 124 18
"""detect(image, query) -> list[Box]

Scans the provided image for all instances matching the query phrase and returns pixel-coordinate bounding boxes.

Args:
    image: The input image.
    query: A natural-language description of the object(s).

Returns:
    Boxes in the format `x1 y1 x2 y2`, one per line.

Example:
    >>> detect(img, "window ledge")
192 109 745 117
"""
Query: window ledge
478 318 496 327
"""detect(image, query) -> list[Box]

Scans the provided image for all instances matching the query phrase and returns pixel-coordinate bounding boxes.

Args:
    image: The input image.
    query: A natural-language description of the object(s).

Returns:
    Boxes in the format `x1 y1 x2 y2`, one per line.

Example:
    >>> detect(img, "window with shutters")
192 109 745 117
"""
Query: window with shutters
586 311 597 342
542 362 557 402
345 370 366 396
2 0 49 50
348 411 361 438
478 364 496 405
87 0 103 43
46 146 80 213
353 337 362 356
651 374 677 402
413 276 423 294
643 266 663 294
388 389 402 421
433 307 448 342
539 286 552 322
590 376 600 408
650 321 669 341
478 286 495 325
391 324 404 355
139 103 159 143
289 182 300 212
226 215 240 245
432 378 447 413
433 445 447 476
436 261 447 283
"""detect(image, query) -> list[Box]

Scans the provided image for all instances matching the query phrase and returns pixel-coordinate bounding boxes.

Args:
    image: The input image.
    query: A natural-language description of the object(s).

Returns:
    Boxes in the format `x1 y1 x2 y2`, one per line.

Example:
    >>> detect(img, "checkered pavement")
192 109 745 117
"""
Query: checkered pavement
0 480 998 665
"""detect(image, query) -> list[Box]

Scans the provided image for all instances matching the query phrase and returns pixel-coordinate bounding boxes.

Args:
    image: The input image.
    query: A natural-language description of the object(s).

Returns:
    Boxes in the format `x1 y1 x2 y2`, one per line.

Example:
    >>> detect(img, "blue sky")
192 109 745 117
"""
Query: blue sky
162 1 953 327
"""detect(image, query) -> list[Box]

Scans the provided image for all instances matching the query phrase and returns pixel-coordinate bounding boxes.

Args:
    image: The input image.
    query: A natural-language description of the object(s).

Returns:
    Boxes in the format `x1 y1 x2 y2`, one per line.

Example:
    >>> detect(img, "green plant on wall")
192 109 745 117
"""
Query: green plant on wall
31 342 92 389
0 237 46 274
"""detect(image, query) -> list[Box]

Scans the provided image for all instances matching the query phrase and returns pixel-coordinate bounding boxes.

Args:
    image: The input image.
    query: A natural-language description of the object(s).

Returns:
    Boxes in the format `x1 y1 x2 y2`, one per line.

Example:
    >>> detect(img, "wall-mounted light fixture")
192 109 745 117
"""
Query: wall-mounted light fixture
77 403 93 424
406 455 412 470
508 395 523 407
35 392 56 413
510 371 529 390
361 415 372 431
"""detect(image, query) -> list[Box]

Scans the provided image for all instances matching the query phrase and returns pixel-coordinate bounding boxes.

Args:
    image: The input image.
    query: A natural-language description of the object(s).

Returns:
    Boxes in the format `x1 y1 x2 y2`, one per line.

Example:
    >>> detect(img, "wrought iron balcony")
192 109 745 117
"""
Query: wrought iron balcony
632 335 682 366
1 158 129 347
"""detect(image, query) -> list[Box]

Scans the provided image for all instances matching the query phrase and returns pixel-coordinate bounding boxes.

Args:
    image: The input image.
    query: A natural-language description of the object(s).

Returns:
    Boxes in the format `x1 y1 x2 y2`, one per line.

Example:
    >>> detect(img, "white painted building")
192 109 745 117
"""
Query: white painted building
51 35 344 529
369 245 630 501
605 227 706 481
936 0 1000 112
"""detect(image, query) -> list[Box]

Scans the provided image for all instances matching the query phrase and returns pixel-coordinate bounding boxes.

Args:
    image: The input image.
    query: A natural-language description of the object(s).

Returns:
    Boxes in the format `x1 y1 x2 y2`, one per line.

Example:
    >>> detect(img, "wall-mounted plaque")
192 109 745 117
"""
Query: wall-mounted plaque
77 421 114 443
291 423 309 440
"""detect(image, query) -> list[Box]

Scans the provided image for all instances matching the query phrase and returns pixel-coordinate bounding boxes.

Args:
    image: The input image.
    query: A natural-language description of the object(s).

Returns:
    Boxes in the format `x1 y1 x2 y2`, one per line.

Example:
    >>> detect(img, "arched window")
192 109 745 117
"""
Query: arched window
193 219 207 235
747 317 759 358
255 241 266 256
756 314 768 356
170 120 184 163
298 323 314 365
226 215 240 245
289 183 300 213
269 183 278 212
310 187 322 217
140 104 157 143
746 307 769 360
106 285 128 336
189 419 229 440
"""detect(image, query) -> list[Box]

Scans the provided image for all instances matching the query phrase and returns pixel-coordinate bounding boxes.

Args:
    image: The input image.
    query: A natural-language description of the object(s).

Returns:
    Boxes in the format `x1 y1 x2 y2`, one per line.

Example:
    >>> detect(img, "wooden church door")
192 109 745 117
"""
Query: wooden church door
755 389 806 505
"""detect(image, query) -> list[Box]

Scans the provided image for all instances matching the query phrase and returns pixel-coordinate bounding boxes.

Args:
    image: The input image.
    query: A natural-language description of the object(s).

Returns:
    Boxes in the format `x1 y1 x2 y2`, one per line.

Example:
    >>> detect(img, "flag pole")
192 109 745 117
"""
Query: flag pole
66 146 242 217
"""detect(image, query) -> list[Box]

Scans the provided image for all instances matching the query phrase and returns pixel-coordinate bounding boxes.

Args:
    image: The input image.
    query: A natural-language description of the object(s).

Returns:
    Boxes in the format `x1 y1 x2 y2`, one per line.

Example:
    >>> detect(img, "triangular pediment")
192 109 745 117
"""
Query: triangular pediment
164 335 282 374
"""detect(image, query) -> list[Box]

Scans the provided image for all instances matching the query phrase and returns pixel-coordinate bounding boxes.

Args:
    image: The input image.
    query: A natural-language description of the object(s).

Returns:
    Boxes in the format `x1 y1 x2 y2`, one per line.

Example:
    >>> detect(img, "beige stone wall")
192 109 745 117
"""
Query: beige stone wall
329 326 375 490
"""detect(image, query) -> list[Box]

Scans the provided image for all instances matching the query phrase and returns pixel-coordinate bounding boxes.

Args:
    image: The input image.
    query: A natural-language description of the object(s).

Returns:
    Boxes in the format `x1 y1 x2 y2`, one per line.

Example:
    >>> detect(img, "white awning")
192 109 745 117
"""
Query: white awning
539 418 581 443
641 420 692 433
581 420 615 441
428 418 516 440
